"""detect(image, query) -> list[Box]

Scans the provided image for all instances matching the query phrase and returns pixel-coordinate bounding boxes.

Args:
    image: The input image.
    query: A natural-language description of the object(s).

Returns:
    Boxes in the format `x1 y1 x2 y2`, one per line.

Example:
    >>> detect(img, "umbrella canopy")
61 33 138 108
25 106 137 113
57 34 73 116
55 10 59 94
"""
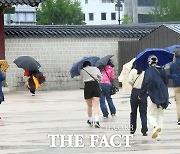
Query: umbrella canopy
118 58 135 94
165 45 180 53
70 56 99 78
95 55 114 70
135 48 174 70
14 56 41 71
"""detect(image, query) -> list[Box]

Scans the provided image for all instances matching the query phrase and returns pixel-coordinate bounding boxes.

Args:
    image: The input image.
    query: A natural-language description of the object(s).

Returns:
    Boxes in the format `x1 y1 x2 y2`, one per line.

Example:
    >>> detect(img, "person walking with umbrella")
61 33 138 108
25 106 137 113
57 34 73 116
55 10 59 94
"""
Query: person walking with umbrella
14 56 43 96
138 55 170 140
128 63 148 136
169 49 180 125
70 56 101 128
96 55 116 118
80 61 102 128
26 70 41 96
134 48 173 140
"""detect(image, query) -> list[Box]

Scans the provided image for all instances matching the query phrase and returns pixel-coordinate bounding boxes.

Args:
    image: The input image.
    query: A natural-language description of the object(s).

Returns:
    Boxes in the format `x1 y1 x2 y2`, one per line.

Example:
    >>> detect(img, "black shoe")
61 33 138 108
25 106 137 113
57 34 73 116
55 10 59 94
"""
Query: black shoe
143 133 148 136
87 120 93 126
94 121 100 128
111 114 116 117
177 120 180 125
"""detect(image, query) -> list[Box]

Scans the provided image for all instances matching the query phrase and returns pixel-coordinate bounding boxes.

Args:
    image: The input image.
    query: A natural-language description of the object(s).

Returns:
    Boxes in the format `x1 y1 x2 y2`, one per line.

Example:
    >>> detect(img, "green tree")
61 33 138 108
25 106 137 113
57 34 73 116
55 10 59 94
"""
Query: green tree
36 0 84 25
150 0 180 22
121 14 133 24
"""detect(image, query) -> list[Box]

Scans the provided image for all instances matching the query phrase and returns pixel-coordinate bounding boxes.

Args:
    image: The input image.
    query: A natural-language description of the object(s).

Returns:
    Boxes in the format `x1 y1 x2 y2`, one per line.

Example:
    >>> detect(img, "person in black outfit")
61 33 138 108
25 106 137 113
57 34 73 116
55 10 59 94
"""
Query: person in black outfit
128 66 148 136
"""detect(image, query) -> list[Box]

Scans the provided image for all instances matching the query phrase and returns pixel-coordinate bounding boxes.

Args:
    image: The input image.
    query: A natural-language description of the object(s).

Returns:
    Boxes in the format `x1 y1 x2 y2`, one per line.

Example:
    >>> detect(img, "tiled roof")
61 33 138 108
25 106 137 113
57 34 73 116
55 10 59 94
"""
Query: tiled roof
5 25 158 39
0 0 45 6
164 24 180 34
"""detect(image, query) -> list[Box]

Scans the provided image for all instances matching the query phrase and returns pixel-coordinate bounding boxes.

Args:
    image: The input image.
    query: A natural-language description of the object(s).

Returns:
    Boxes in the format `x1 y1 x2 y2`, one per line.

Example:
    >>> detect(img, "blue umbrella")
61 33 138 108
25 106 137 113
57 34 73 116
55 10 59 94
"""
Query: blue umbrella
165 45 180 53
70 56 99 78
135 48 174 70
95 55 114 69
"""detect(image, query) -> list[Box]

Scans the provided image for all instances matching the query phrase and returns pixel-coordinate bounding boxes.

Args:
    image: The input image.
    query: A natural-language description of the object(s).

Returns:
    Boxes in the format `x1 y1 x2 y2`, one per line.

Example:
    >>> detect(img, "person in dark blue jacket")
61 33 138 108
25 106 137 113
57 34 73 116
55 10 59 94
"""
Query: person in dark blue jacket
169 49 180 125
139 55 169 141
0 70 5 119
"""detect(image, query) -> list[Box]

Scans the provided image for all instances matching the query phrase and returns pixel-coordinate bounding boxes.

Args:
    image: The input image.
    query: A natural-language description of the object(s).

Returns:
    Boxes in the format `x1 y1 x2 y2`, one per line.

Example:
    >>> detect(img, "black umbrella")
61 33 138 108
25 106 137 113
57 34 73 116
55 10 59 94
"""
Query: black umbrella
14 56 41 71
95 55 114 69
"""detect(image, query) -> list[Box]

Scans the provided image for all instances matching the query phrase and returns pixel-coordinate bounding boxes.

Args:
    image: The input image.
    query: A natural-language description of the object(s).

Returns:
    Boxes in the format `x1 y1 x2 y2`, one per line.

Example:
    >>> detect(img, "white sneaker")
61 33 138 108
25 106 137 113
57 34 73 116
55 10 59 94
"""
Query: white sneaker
152 126 161 139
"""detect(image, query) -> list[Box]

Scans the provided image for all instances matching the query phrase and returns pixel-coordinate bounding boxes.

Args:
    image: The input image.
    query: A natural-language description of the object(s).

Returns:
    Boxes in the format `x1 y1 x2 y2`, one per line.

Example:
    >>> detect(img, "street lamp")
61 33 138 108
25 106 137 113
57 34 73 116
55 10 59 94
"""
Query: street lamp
115 0 123 25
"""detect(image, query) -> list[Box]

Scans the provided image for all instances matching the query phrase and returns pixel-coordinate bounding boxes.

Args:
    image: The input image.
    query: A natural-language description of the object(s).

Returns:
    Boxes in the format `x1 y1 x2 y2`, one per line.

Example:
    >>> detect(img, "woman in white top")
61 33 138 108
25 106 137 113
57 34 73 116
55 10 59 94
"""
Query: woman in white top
80 61 102 128
128 68 148 136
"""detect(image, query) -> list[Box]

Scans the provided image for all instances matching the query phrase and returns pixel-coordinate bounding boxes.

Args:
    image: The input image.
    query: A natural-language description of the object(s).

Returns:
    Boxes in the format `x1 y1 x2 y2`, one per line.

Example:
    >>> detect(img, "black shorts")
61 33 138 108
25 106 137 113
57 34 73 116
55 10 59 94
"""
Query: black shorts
84 81 101 99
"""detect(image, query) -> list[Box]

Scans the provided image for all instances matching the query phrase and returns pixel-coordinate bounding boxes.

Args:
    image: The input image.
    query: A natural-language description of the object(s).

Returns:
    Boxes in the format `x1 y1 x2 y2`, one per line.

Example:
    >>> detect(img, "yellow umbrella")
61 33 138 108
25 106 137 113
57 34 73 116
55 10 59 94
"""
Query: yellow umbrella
0 60 9 73
118 58 135 94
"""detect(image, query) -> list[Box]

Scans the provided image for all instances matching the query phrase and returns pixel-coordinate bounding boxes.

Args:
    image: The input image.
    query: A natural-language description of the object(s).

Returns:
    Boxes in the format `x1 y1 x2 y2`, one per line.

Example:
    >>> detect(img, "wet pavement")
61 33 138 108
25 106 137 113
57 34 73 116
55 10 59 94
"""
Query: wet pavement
0 88 180 154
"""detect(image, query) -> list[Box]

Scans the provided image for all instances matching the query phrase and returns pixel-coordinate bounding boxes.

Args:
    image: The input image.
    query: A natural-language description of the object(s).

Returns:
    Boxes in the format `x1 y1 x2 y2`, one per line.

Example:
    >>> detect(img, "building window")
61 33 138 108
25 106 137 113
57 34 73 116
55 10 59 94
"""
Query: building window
101 13 106 20
111 13 116 20
89 13 94 21
138 14 152 23
102 0 114 3
85 0 88 4
138 0 156 6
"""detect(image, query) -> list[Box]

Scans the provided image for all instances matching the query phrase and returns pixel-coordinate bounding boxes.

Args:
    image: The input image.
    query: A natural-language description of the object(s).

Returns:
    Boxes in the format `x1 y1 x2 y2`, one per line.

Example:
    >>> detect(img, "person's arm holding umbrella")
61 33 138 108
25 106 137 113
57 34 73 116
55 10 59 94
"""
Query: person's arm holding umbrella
24 69 29 77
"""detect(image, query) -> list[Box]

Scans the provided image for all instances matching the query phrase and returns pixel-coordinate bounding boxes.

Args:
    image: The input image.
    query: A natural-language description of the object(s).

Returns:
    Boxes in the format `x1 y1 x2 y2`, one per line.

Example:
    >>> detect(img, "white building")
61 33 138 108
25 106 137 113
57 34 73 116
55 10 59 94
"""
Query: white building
79 0 124 25
4 5 36 25
124 0 154 23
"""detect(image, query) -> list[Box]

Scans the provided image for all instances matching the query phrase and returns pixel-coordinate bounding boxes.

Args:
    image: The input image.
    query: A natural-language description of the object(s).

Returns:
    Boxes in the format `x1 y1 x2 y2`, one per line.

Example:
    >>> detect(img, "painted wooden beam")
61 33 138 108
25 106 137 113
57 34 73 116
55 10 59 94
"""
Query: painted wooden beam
0 13 5 60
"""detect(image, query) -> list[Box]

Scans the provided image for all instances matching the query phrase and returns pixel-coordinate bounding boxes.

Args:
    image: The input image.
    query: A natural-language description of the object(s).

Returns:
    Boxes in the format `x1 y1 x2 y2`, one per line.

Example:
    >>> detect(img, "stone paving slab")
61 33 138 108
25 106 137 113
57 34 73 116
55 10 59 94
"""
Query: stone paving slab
0 88 180 154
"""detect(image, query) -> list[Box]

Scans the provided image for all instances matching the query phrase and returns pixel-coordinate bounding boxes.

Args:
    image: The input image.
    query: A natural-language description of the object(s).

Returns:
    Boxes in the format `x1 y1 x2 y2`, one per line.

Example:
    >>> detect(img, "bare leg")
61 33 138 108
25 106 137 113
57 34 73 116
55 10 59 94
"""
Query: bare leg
92 97 100 128
86 99 93 117
92 97 100 117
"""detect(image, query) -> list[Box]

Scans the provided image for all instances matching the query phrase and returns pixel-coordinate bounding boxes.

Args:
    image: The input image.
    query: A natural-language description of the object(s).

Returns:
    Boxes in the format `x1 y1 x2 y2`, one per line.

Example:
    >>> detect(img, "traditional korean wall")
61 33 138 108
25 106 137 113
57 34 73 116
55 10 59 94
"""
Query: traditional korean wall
5 37 132 90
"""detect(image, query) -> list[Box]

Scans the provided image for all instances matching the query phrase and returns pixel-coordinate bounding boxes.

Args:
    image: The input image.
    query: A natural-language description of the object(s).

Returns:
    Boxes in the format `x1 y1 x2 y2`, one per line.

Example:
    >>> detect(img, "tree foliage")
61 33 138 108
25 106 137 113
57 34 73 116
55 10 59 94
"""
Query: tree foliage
36 0 84 25
121 14 133 24
150 0 180 22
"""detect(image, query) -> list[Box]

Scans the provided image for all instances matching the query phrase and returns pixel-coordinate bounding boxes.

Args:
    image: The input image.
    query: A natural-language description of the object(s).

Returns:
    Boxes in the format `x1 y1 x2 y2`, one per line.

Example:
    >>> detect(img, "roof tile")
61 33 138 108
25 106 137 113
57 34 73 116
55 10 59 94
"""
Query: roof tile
0 0 45 6
4 24 160 39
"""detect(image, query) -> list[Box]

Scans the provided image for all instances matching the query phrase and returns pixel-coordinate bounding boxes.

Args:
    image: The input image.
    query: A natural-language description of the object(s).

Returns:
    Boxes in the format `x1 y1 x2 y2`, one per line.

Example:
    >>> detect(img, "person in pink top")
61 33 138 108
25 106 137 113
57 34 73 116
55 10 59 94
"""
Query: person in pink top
100 59 116 118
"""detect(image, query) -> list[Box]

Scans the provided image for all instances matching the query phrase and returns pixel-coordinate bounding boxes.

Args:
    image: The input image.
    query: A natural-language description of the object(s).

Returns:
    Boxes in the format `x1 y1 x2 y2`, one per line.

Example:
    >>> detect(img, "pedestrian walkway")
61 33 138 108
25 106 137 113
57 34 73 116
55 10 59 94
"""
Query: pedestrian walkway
0 88 179 154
